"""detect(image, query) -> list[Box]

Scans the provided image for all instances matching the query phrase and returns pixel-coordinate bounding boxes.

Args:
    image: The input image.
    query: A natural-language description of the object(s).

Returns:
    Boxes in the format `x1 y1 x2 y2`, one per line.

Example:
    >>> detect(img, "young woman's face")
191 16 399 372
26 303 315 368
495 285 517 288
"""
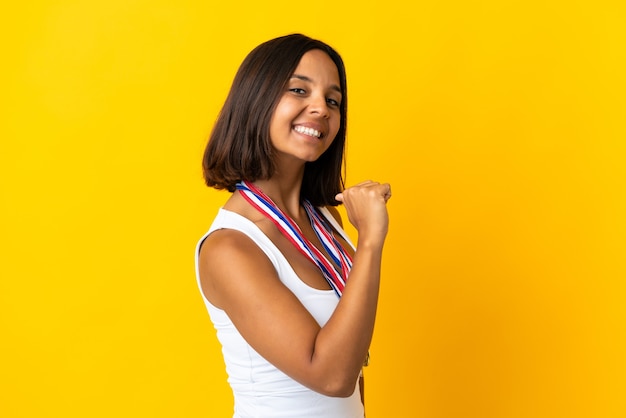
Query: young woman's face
269 49 342 166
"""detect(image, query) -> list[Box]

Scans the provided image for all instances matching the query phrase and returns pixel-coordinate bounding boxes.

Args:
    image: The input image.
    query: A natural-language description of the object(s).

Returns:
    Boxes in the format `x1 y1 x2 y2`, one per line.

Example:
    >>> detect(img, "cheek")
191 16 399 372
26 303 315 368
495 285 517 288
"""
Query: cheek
268 111 286 138
330 116 341 138
269 101 293 132
326 126 341 149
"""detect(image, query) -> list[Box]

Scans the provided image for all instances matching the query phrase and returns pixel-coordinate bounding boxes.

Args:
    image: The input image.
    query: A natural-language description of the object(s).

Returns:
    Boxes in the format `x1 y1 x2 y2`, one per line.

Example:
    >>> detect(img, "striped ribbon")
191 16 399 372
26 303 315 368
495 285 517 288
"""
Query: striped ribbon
236 180 352 297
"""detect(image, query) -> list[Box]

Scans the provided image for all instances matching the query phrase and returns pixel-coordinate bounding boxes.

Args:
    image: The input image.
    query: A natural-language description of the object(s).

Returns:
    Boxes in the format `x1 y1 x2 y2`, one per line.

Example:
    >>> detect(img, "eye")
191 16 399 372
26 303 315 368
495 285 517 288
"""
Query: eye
289 88 306 94
326 97 340 107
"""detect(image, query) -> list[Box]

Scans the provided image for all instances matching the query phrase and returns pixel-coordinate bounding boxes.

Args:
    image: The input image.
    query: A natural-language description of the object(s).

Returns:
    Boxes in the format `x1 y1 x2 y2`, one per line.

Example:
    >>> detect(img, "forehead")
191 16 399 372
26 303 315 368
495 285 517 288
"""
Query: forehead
292 49 341 87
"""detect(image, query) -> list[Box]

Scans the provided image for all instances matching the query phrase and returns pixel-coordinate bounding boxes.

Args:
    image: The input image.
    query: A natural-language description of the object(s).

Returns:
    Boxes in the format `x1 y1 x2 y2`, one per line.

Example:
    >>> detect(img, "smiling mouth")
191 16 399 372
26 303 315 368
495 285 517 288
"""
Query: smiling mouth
293 125 323 139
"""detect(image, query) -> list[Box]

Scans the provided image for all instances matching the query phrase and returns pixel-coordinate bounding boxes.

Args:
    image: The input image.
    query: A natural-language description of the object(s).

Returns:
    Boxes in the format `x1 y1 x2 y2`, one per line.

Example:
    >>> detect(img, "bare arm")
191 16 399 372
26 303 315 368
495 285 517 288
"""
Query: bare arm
198 181 390 397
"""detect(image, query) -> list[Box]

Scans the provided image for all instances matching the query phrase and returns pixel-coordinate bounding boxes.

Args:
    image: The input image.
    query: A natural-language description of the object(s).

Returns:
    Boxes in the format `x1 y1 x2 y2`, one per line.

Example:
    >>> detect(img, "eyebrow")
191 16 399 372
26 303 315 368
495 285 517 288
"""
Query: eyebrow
291 74 342 94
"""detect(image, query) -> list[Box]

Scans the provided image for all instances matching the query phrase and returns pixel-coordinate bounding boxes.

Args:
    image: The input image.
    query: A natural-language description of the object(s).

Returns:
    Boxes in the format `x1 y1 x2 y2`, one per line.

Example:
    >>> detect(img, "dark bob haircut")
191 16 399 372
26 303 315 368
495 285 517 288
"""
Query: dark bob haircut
202 33 348 207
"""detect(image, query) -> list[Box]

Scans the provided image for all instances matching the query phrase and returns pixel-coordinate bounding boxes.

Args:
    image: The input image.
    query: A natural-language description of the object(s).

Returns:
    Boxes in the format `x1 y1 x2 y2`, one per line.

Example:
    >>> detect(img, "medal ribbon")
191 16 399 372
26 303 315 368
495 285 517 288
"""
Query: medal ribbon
236 180 352 297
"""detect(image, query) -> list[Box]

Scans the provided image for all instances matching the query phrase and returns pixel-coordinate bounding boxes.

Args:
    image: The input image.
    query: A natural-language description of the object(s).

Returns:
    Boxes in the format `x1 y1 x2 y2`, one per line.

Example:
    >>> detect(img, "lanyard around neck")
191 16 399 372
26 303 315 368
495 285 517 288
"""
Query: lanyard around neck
235 181 352 297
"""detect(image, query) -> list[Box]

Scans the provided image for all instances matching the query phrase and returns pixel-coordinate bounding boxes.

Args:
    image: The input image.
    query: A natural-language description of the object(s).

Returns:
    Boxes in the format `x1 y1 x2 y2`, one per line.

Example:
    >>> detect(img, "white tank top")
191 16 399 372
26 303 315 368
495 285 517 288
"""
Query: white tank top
195 208 364 418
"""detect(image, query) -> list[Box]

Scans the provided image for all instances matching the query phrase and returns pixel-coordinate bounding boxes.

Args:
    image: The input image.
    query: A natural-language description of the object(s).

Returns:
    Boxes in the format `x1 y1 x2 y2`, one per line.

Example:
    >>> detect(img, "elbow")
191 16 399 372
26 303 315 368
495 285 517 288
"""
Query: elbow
331 386 358 398
318 376 358 398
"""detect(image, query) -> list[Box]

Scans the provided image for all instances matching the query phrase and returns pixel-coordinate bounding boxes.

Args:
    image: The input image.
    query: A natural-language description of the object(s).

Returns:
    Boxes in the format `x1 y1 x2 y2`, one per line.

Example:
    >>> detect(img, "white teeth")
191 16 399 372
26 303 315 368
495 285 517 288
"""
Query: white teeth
294 125 322 138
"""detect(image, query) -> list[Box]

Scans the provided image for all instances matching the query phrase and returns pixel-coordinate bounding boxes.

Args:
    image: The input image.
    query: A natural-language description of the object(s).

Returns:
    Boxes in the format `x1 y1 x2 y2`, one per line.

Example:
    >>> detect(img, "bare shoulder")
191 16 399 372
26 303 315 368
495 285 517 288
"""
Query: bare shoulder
197 228 278 309
324 205 344 227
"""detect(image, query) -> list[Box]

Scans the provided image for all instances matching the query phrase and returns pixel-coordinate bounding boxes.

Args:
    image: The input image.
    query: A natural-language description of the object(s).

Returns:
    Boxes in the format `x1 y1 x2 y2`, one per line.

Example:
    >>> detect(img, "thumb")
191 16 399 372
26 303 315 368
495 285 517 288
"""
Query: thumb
334 192 344 202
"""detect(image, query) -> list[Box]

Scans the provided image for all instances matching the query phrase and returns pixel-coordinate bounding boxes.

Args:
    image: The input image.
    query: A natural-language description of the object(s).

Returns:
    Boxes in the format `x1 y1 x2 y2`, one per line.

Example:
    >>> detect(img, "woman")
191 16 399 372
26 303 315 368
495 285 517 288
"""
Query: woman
195 34 391 418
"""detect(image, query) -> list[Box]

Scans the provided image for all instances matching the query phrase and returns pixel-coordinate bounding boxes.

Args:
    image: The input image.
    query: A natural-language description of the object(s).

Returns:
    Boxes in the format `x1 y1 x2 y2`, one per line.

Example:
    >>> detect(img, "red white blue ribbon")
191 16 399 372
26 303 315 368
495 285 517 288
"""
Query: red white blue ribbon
236 180 352 297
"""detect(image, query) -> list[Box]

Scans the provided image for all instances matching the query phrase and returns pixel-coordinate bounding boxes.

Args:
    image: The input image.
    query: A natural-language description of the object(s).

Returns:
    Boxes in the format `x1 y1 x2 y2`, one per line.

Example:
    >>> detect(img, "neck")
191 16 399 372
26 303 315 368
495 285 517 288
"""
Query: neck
251 164 306 221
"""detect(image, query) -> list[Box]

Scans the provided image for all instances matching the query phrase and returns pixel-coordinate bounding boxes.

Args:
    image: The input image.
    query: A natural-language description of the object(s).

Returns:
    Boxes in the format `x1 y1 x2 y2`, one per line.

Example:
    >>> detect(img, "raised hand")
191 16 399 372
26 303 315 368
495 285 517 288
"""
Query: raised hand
335 180 391 248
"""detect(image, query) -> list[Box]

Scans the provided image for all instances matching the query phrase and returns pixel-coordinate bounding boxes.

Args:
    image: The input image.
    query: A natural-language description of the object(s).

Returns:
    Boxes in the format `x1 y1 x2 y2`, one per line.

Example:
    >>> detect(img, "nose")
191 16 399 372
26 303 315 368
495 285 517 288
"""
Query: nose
308 93 330 119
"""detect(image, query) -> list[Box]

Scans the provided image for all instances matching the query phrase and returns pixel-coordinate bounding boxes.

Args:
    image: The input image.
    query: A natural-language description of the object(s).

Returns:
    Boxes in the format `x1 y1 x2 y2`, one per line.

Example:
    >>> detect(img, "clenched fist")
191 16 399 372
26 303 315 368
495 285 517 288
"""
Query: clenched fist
335 180 391 249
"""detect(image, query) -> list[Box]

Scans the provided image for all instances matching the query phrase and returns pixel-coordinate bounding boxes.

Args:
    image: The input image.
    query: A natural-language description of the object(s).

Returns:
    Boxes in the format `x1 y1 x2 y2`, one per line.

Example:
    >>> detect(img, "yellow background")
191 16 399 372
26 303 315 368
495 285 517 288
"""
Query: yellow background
2 1 625 417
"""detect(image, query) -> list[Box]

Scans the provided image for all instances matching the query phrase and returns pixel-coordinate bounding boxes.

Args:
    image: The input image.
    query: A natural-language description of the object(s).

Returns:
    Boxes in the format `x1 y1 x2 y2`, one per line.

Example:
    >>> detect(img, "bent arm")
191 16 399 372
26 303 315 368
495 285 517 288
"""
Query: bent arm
198 182 389 397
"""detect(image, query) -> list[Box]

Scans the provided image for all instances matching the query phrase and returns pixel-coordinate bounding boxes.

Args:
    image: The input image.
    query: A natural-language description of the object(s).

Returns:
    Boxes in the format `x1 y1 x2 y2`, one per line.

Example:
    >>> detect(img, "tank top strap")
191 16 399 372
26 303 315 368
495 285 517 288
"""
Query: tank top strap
196 208 283 273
